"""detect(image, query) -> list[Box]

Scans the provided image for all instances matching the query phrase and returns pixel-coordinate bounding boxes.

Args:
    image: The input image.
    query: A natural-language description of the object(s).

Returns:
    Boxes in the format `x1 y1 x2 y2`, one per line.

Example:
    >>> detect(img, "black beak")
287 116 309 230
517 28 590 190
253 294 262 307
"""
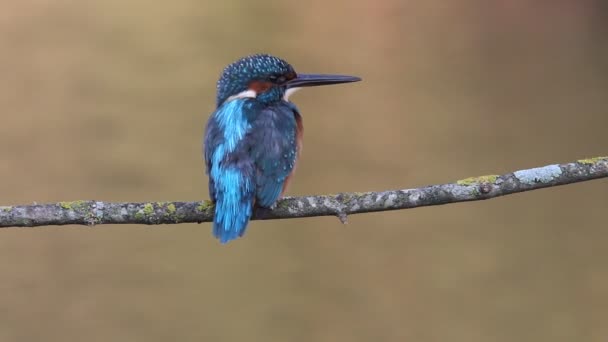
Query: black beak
286 73 361 89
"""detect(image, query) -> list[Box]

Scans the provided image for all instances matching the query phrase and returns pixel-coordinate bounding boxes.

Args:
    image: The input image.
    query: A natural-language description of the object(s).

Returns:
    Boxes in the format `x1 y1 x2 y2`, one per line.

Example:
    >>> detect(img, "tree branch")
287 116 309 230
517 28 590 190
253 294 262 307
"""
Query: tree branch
0 156 606 228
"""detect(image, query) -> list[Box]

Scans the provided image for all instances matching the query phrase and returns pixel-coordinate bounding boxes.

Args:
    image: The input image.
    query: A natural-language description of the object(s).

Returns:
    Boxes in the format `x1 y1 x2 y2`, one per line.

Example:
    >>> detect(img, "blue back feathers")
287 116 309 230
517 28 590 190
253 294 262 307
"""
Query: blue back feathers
205 99 256 243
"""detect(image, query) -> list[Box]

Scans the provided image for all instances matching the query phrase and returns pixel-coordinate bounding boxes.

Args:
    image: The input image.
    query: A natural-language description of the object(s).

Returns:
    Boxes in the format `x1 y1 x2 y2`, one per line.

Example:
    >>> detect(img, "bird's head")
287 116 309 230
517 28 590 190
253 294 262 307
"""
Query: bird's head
216 54 360 107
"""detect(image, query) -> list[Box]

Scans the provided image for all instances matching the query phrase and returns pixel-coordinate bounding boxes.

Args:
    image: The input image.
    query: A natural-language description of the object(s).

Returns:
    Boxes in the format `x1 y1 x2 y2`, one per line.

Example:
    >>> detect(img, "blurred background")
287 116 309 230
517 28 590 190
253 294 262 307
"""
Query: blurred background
0 0 607 341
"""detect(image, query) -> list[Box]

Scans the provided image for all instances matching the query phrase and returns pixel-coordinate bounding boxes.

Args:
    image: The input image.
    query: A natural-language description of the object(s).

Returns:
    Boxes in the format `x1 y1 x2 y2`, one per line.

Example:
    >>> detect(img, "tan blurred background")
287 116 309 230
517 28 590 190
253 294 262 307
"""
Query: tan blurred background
0 0 607 341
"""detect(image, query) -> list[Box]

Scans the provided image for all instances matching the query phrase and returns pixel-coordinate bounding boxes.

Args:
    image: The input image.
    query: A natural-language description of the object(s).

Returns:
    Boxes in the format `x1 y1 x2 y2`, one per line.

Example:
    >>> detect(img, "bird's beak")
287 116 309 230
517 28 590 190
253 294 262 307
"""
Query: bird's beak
286 73 361 89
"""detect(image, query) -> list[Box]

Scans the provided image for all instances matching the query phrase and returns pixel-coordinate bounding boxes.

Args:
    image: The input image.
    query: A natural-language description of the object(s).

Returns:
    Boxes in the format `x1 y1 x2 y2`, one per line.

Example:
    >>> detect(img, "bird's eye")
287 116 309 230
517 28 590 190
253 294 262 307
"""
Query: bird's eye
268 75 287 84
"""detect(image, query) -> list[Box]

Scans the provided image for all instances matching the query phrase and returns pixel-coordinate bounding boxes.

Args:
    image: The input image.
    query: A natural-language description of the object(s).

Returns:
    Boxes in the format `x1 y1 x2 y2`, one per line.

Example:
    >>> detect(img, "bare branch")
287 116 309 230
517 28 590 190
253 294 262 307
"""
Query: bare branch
0 157 606 228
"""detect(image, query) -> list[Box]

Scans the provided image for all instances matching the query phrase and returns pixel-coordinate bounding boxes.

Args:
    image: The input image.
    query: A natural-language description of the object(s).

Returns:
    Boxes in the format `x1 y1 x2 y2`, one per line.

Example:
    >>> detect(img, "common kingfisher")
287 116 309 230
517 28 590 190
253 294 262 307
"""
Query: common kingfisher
204 54 360 243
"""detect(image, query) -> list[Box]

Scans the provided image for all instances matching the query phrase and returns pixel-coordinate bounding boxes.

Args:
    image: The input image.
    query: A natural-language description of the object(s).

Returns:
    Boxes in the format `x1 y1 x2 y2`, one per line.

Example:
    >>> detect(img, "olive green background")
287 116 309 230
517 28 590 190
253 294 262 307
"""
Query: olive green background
0 1 606 341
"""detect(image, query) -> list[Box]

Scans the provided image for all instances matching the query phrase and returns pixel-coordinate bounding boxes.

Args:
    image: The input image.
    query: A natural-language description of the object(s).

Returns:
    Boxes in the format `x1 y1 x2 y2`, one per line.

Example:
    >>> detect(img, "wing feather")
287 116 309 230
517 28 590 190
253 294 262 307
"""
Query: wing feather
249 105 299 207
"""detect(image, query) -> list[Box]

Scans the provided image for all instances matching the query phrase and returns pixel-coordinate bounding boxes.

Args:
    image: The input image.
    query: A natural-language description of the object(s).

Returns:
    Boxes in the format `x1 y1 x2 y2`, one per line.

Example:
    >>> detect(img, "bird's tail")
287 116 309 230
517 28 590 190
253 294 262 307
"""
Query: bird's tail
212 167 255 244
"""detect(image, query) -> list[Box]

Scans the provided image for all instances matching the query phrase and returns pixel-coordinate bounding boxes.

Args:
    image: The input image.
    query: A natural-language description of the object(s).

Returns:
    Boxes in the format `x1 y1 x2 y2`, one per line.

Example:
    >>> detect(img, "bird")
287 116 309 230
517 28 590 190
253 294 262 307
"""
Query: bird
204 54 360 243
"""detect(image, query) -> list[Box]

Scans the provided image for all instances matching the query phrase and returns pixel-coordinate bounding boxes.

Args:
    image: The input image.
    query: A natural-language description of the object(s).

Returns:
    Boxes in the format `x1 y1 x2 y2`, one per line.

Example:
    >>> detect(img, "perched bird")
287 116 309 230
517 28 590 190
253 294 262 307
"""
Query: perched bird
204 54 360 243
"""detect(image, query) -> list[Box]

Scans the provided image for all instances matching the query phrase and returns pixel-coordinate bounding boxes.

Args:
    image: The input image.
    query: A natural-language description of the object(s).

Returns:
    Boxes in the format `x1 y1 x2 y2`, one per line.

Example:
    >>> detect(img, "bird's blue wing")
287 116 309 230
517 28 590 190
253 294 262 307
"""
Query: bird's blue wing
204 99 256 243
204 111 222 202
249 104 299 207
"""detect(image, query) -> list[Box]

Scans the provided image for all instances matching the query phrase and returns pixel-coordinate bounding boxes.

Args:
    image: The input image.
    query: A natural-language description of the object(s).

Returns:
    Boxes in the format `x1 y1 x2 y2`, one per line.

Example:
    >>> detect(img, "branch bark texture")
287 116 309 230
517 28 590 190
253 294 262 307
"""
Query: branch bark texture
1 157 606 228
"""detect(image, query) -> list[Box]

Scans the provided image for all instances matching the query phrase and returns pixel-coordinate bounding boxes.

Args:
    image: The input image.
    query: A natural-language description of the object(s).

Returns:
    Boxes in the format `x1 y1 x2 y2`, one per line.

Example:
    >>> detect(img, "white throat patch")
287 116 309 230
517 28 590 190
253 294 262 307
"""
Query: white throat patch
283 87 301 101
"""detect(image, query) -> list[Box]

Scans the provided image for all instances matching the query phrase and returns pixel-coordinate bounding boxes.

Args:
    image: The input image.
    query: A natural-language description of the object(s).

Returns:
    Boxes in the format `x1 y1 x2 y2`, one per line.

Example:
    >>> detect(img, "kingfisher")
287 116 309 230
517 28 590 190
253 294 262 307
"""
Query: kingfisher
204 54 360 243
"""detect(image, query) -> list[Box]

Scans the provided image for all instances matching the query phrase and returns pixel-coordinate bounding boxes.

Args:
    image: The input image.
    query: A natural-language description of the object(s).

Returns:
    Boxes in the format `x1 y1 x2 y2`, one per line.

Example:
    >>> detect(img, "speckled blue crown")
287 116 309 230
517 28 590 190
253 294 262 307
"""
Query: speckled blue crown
216 54 295 106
